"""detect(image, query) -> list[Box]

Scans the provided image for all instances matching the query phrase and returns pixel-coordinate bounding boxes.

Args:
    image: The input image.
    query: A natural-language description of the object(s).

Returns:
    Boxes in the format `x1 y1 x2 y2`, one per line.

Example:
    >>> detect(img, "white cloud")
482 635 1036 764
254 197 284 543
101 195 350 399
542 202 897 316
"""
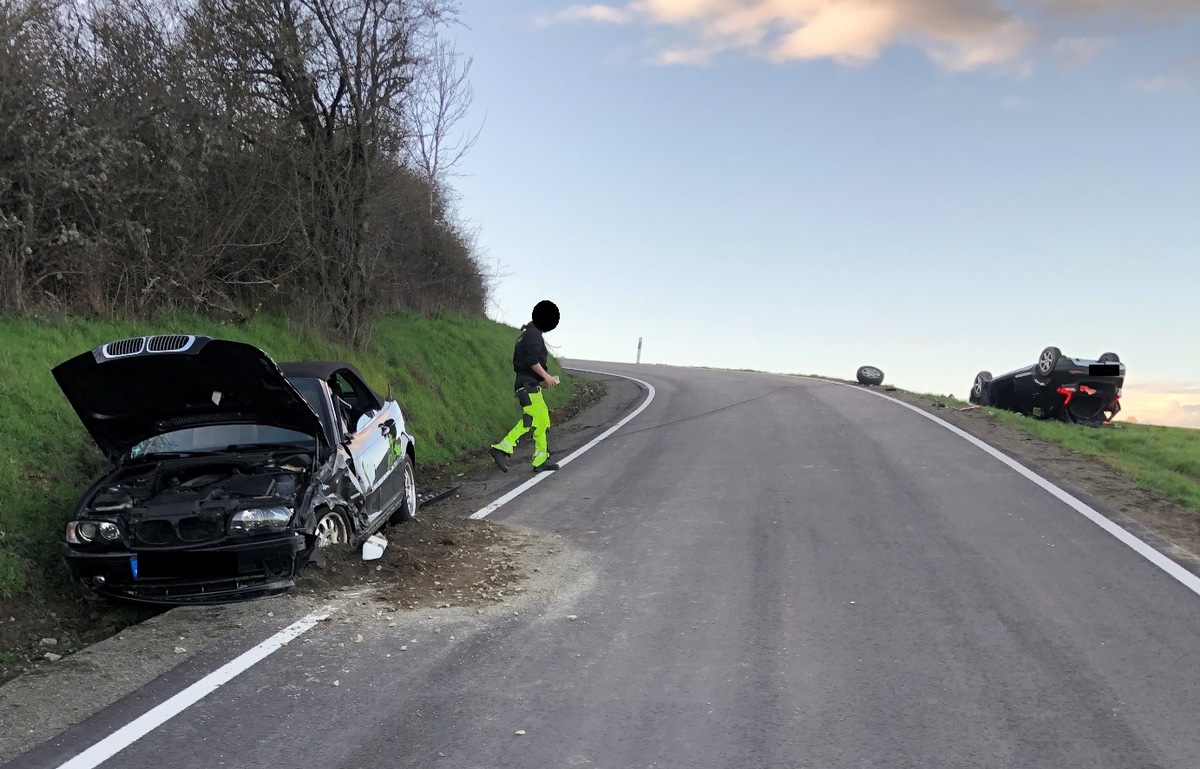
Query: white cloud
1033 0 1200 14
1133 74 1172 92
1123 380 1200 396
767 2 902 65
1116 383 1200 428
1051 36 1115 68
1117 391 1200 429
552 4 637 23
549 0 1199 72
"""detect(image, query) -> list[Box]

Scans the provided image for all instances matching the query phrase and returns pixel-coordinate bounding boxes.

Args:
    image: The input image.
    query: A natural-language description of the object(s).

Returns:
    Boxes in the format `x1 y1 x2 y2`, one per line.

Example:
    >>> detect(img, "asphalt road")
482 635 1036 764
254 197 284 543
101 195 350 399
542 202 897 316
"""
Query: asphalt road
9 363 1200 769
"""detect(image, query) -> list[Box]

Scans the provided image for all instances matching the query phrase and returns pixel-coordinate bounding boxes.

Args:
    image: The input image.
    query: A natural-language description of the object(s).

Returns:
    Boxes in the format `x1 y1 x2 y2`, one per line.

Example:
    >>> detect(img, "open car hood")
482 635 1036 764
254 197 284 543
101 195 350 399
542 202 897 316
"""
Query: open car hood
53 335 326 460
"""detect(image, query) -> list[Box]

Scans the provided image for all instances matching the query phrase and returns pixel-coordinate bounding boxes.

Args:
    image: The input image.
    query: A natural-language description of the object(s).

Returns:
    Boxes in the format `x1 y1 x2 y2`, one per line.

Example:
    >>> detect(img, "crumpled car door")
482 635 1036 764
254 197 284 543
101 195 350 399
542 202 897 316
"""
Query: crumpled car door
345 403 406 526
344 413 392 525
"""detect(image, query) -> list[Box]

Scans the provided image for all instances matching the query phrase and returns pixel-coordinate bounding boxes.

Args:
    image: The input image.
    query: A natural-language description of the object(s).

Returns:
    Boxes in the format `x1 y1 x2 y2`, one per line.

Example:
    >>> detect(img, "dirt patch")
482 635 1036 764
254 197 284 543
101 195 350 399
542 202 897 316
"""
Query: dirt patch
0 590 160 686
294 516 537 610
878 385 1200 572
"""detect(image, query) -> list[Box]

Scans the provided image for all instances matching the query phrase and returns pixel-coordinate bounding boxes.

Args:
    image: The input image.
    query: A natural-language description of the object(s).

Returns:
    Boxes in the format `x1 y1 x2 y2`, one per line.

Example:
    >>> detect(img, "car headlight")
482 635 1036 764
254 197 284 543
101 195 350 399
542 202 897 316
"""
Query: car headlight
229 506 293 535
66 520 121 545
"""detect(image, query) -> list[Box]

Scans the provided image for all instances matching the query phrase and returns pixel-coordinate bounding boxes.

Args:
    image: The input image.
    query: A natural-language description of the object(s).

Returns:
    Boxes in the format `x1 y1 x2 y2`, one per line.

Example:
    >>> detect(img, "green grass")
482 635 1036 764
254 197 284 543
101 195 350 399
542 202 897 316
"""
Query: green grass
980 409 1200 514
0 311 574 600
912 390 1200 516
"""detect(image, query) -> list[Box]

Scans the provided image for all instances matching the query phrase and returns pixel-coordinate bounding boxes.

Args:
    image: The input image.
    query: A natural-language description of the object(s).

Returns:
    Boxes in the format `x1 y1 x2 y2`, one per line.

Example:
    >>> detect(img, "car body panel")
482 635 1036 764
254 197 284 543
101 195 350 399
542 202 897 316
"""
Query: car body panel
52 335 325 461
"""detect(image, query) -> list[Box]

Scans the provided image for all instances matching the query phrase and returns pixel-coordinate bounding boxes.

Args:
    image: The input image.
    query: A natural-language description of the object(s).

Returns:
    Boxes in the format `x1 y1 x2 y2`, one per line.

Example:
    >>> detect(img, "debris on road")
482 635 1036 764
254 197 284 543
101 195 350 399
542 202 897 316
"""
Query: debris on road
362 534 388 561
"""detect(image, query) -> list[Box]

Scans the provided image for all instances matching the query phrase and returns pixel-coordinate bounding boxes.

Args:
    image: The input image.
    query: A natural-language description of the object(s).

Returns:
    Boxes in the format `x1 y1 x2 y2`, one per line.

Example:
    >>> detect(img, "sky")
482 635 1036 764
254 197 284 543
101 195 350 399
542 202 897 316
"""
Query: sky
448 0 1200 428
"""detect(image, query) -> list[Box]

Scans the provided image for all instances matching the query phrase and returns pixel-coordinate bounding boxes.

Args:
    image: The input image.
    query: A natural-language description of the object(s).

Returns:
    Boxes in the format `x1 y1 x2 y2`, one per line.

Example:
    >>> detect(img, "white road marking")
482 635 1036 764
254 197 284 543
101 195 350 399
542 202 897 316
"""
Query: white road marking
833 380 1200 598
469 368 656 520
55 610 330 769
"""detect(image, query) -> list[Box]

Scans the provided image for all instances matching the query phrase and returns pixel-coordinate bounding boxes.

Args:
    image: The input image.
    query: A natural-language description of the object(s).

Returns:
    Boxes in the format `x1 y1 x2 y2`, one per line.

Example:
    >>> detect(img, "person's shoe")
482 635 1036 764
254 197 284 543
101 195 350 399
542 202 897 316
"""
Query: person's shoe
533 462 560 473
489 447 510 473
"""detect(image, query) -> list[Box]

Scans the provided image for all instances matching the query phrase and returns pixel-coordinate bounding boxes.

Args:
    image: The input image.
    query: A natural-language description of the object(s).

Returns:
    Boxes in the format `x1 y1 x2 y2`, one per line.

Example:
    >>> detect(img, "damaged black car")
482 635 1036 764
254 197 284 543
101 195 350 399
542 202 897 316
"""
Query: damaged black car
969 346 1124 426
52 335 417 603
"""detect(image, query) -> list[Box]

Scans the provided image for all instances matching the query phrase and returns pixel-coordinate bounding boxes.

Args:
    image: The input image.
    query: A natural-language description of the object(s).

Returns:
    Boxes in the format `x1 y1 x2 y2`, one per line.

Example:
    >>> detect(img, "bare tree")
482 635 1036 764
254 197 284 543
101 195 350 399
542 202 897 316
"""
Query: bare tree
403 36 479 213
0 0 487 334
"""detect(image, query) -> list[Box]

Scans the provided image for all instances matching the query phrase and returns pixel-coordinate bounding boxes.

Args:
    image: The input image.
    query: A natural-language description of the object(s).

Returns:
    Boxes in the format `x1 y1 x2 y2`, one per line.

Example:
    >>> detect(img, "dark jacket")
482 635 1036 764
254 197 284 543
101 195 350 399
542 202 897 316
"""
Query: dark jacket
513 325 547 391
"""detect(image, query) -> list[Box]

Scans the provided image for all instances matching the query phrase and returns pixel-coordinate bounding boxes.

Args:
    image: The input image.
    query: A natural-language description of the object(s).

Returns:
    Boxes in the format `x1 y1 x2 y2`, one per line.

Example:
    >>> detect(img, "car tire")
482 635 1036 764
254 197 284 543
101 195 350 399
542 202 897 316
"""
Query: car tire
314 508 349 549
1033 346 1061 385
1099 352 1120 363
388 455 418 525
856 365 885 386
970 371 992 405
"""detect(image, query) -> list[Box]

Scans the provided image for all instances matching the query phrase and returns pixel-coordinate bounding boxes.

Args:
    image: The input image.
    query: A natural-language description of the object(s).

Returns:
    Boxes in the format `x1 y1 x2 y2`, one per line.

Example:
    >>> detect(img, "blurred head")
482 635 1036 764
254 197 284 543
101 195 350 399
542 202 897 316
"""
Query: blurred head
532 300 559 333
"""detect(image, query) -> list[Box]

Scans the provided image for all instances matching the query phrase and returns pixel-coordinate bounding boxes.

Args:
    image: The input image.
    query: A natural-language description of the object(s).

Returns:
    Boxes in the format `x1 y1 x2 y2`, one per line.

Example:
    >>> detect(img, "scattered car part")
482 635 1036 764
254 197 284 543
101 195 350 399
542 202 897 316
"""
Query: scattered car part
856 365 885 386
362 534 388 561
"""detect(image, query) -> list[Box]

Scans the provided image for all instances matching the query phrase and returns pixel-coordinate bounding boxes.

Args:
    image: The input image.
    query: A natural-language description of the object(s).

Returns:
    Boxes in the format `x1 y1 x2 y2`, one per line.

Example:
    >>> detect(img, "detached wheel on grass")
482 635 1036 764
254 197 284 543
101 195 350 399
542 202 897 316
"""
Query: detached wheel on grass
388 456 418 525
1033 346 1061 385
970 370 992 405
856 365 885 386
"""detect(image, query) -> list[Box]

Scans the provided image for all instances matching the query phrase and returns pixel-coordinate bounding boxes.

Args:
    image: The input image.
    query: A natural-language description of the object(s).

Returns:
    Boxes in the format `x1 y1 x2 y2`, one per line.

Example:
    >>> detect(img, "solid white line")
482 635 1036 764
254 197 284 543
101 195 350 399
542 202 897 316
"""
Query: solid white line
55 610 330 769
469 368 656 520
824 379 1200 598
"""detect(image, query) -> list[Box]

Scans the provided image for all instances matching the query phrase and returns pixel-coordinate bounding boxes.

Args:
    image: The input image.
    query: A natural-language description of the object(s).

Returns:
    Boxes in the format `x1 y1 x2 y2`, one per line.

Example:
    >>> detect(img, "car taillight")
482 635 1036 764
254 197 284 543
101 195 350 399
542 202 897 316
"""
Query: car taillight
1056 386 1074 406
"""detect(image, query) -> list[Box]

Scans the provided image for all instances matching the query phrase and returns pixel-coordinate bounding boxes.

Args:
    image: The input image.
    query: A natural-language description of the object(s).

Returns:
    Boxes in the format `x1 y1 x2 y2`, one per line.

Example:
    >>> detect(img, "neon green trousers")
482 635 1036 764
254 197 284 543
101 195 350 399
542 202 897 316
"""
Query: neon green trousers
492 387 552 468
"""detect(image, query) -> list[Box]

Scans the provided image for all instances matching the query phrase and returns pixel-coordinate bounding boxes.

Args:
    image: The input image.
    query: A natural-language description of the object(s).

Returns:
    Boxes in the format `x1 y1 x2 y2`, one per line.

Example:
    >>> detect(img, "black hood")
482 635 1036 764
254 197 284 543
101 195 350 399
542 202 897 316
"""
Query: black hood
53 335 325 460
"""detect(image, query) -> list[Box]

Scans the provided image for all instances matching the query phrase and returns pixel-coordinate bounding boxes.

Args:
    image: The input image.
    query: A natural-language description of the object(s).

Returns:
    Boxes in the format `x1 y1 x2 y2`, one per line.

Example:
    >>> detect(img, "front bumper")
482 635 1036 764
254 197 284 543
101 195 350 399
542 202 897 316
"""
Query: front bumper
63 533 307 604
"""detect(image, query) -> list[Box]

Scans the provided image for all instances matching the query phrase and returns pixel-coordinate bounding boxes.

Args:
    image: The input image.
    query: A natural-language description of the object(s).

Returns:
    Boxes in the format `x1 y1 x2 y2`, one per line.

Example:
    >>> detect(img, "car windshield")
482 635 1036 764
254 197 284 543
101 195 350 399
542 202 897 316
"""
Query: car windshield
129 379 326 458
287 377 336 443
129 424 314 458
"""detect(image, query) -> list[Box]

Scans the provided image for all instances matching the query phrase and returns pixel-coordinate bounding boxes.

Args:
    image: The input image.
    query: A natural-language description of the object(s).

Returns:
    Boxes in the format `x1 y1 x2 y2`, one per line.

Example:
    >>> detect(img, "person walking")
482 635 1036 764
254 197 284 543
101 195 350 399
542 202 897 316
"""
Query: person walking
490 300 561 473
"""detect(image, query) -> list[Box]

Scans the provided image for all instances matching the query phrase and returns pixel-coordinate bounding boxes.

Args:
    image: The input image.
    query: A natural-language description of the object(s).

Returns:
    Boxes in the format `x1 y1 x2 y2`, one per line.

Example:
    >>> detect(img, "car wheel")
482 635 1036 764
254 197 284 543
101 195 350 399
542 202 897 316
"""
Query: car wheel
388 456 418 525
1099 352 1120 363
856 365 885 386
1034 346 1061 385
314 508 349 548
970 371 992 405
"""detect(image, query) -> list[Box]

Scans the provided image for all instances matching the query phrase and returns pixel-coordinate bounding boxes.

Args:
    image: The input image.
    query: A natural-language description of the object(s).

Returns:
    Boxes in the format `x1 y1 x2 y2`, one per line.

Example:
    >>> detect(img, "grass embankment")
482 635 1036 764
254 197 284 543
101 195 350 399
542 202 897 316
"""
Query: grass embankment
921 392 1200 516
0 312 573 602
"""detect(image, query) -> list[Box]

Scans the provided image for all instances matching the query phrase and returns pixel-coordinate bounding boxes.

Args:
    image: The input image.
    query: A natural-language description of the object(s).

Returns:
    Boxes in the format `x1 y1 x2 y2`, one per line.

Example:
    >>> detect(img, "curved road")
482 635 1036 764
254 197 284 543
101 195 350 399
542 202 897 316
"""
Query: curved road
9 362 1200 768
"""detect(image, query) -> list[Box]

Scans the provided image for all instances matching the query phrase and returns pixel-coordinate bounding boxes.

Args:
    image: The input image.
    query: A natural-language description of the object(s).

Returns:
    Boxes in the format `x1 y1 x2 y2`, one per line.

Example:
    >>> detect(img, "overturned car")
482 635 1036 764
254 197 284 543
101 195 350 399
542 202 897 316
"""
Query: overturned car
53 335 417 603
969 346 1124 425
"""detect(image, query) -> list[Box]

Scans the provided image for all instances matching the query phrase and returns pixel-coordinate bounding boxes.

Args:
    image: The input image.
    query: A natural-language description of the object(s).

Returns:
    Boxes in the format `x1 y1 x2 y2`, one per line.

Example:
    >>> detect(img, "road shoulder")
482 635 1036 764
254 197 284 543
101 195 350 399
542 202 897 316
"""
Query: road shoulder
874 385 1200 576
